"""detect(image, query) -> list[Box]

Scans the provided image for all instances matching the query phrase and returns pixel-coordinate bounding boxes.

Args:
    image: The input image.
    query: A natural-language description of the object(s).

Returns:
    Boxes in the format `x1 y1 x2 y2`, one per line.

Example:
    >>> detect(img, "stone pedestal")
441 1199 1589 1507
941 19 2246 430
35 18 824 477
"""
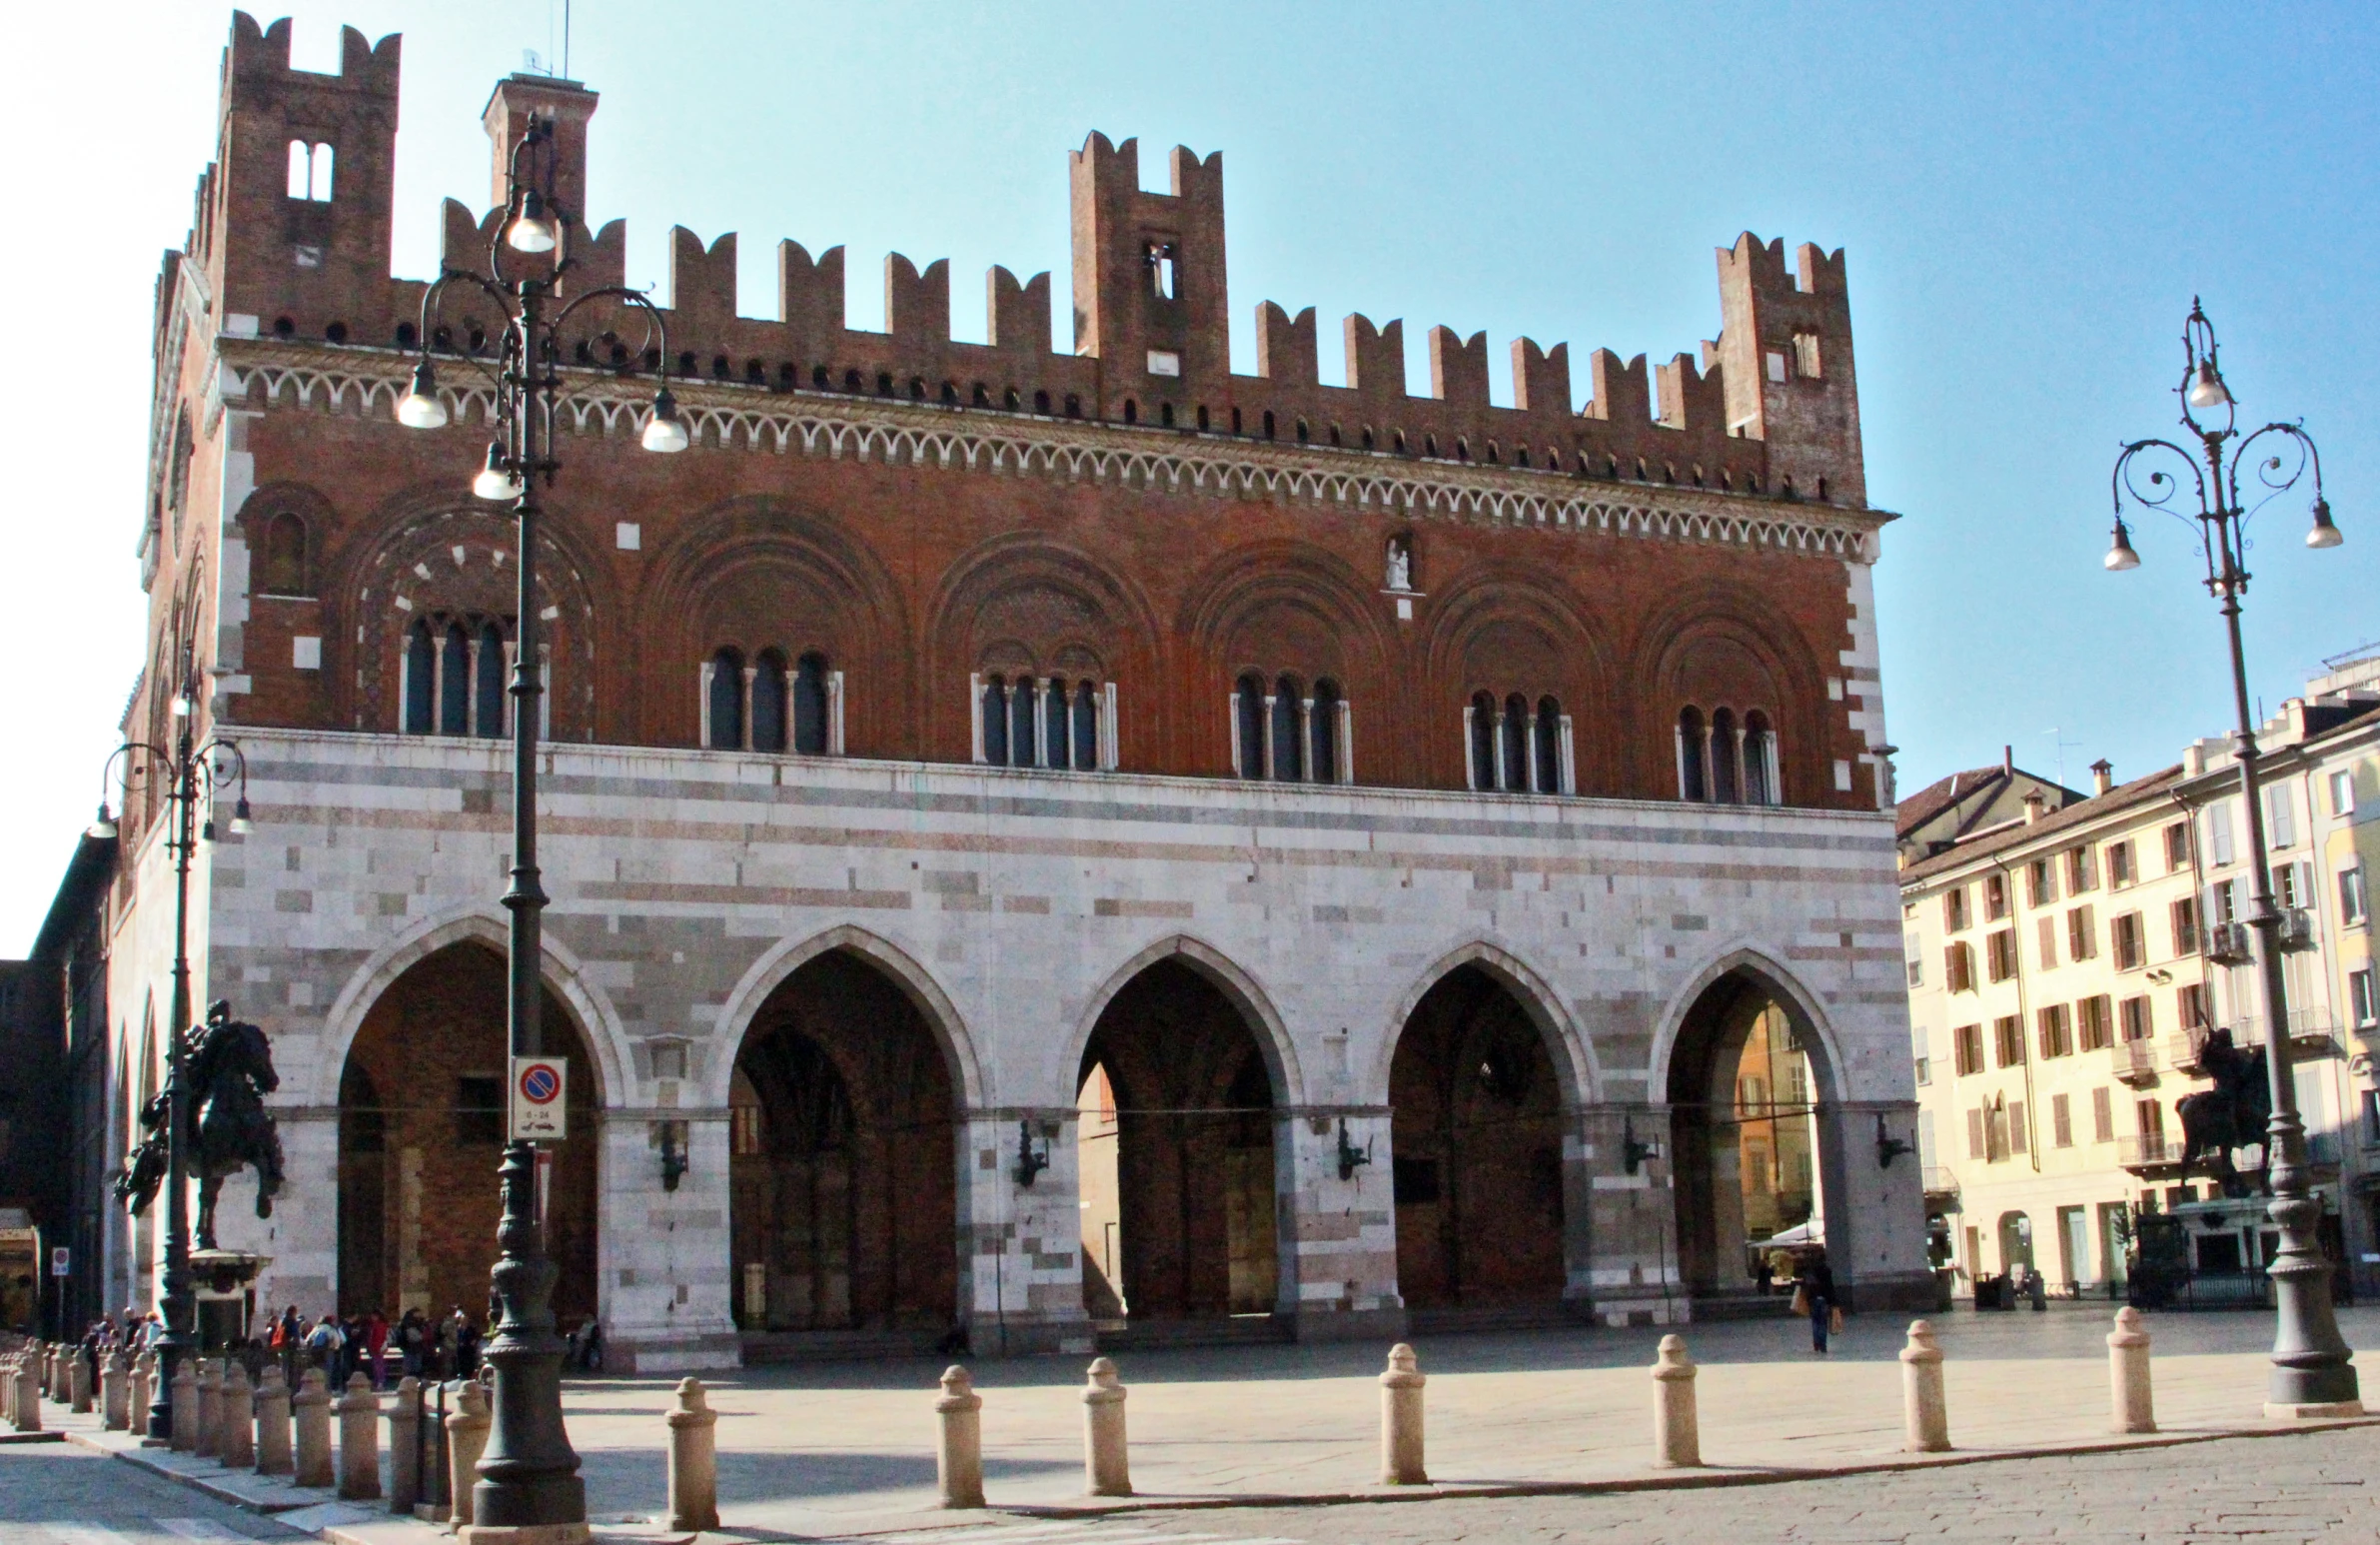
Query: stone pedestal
12 1354 41 1433
1081 1356 1131 1497
389 1376 421 1513
2107 1307 2155 1434
444 1377 491 1529
102 1348 130 1430
128 1353 153 1438
1378 1343 1428 1485
1899 1319 1950 1453
293 1368 335 1487
220 1364 256 1469
935 1365 985 1509
1651 1334 1701 1467
255 1366 294 1476
170 1359 199 1452
665 1376 719 1531
338 1372 383 1500
69 1348 93 1414
195 1360 223 1459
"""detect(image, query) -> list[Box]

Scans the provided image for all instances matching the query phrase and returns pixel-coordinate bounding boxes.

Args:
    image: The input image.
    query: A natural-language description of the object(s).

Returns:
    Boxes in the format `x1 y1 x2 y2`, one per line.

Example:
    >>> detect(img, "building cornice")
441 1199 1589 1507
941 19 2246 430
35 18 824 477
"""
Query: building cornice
214 336 1899 565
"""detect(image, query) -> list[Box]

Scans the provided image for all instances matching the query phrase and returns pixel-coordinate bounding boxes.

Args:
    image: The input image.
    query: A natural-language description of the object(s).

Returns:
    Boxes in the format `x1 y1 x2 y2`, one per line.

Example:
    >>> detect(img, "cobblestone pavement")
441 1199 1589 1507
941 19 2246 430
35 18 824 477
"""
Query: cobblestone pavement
842 1424 2380 1543
0 1441 304 1544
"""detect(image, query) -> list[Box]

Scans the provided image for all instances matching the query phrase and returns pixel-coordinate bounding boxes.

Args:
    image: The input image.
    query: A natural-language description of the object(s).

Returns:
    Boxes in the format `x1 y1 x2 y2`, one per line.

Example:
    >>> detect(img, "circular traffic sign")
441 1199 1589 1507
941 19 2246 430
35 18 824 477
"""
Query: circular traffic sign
519 1063 562 1104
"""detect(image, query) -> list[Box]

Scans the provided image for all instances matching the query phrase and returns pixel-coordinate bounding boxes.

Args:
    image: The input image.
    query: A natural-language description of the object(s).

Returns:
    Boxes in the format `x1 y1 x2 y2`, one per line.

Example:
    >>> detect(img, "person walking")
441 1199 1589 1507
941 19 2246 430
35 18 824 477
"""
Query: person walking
364 1310 389 1388
1798 1248 1838 1353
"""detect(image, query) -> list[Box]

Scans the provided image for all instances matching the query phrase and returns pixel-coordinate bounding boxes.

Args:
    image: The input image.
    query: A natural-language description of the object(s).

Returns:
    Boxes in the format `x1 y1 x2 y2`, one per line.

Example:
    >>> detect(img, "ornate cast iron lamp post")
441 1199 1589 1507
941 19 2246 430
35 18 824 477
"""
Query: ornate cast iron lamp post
2104 300 2358 1416
89 647 252 1440
395 115 685 1536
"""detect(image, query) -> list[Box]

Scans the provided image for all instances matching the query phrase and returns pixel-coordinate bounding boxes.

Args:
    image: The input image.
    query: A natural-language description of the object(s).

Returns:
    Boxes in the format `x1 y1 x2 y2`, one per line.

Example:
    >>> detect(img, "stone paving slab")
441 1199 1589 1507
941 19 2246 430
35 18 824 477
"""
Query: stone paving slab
24 1303 2380 1541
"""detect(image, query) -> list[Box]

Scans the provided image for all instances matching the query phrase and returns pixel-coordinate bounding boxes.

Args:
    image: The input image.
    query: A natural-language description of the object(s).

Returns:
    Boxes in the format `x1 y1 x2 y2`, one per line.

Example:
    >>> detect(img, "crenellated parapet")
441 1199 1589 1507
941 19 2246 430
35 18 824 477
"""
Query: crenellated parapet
193 12 1865 508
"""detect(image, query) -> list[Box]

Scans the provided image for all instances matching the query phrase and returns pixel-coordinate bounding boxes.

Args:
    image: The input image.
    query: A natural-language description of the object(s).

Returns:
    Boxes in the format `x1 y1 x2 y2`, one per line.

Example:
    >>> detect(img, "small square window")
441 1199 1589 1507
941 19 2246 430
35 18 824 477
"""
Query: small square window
1765 351 1787 384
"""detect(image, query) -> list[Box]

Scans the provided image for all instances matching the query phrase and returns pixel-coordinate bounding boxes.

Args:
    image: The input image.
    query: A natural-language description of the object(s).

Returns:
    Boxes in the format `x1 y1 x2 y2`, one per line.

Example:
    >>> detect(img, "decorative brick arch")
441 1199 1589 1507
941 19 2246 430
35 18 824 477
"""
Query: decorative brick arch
704 923 983 1110
925 532 1164 756
1420 563 1618 790
1628 582 1829 802
333 491 607 740
632 498 911 750
1060 933 1306 1109
1369 938 1599 1110
1176 540 1392 763
308 907 630 1109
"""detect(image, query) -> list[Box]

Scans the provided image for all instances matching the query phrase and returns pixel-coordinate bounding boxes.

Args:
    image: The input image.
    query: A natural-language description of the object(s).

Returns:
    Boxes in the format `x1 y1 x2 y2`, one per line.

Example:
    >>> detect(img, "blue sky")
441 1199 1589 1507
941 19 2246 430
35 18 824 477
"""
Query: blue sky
2 2 2374 948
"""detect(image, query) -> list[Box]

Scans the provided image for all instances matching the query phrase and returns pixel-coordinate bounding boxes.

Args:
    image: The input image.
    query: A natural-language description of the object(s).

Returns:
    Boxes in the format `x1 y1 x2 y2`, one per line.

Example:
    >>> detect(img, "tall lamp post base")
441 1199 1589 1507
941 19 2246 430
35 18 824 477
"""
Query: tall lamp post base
2266 1400 2364 1421
458 1526 593 1545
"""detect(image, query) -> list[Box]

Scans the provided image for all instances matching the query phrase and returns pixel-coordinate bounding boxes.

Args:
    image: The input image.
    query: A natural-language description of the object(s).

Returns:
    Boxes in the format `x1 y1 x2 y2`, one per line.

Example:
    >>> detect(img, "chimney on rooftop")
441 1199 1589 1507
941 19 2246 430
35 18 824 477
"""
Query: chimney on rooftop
2090 759 2113 796
2002 745 2013 774
2022 790 2045 825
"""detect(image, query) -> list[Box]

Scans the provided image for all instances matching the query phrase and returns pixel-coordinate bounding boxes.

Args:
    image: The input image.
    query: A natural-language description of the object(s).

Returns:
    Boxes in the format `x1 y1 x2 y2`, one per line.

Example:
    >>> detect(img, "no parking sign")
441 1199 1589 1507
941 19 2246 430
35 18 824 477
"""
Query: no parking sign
510 1056 568 1141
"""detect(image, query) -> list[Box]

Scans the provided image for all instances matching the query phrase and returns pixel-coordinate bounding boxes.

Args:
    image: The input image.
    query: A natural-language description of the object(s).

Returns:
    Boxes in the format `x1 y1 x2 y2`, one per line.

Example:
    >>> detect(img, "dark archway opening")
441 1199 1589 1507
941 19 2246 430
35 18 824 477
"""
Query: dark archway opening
1079 958 1280 1322
1667 969 1824 1305
336 941 600 1324
728 949 957 1341
1389 965 1568 1312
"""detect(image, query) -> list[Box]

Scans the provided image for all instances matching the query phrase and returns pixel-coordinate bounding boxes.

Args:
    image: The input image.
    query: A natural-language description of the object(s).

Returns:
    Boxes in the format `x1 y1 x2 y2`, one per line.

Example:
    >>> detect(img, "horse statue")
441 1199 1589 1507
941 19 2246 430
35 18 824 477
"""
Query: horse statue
2176 1026 2272 1198
111 1000 287 1248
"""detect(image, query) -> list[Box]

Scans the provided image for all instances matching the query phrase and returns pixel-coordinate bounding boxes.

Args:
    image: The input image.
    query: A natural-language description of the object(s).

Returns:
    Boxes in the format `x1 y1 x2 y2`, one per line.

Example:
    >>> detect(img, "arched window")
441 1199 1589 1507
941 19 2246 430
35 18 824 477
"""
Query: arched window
750 649 788 753
1677 708 1708 802
1712 708 1741 803
1236 674 1266 778
474 622 506 739
1501 694 1529 790
1469 691 1497 790
981 676 1009 766
1535 696 1562 793
287 140 334 201
1072 682 1099 772
1009 676 1038 767
1045 679 1071 770
259 511 308 595
403 622 434 735
1272 676 1303 782
1745 711 1778 805
437 625 470 737
793 653 829 756
707 648 744 751
1310 680 1341 783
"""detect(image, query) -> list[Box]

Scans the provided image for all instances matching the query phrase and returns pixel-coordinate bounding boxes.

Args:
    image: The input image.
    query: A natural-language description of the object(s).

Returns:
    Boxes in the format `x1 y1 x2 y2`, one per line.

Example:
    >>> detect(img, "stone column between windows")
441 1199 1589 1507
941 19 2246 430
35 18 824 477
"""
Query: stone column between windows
1336 698 1354 783
1558 715 1576 795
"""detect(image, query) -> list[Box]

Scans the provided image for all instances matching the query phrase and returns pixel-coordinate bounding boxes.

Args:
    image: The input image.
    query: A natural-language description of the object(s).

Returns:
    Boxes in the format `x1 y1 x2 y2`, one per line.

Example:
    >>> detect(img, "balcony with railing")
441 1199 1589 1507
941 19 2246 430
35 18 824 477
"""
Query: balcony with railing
1921 1166 1961 1212
2117 1133 2185 1173
2226 1010 2337 1057
2108 1035 2159 1086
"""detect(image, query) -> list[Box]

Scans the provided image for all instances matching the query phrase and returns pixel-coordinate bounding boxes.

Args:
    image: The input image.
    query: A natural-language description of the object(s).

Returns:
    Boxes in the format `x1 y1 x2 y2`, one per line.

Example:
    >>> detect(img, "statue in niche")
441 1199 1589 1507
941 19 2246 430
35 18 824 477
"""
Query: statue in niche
1385 537 1413 593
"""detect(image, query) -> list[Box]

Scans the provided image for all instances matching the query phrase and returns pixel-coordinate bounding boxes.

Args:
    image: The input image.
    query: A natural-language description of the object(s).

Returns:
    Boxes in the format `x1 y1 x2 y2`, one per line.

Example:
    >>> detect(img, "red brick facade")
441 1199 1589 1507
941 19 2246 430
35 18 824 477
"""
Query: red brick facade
134 13 1889 831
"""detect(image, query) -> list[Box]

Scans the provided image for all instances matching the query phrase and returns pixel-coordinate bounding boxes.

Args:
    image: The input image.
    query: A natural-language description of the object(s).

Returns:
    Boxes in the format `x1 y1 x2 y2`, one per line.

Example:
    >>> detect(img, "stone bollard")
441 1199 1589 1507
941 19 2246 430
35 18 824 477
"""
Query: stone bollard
70 1347 93 1414
254 1365 293 1476
1081 1356 1131 1497
934 1365 985 1509
292 1368 335 1488
196 1359 224 1459
170 1358 199 1451
220 1364 255 1470
2108 1306 2156 1434
13 1353 41 1433
388 1376 420 1513
43 1344 59 1401
1899 1319 1950 1453
103 1348 130 1430
446 1377 491 1529
416 1381 449 1523
129 1353 153 1438
666 1376 720 1531
1378 1343 1429 1485
2 1352 15 1427
1651 1334 1702 1468
338 1372 383 1501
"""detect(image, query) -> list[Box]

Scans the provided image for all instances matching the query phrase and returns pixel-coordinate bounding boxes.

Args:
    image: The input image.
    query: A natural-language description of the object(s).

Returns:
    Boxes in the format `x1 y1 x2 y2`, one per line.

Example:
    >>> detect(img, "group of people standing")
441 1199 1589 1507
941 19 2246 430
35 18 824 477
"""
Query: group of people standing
262 1304 487 1388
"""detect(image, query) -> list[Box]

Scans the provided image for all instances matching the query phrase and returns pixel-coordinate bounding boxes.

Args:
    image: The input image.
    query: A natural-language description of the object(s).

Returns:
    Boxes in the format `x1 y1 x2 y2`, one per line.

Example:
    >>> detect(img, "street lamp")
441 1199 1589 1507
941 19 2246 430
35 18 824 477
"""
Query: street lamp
2105 299 2359 1417
396 112 683 1538
92 646 250 1441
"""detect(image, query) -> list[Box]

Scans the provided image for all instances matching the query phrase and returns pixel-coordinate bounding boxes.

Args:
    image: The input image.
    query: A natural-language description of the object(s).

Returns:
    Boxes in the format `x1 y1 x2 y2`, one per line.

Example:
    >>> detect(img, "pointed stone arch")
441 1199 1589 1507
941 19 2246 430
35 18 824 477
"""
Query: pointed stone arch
1062 933 1304 1109
707 923 981 1110
1370 939 1597 1109
1648 940 1845 1105
311 906 628 1109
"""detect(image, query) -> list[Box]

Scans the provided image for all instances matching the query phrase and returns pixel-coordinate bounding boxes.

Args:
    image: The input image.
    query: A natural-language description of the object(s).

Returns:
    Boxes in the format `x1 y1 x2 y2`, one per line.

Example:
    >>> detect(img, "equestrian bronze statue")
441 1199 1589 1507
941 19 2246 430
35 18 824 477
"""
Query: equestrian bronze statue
2176 1026 2272 1198
113 1000 287 1248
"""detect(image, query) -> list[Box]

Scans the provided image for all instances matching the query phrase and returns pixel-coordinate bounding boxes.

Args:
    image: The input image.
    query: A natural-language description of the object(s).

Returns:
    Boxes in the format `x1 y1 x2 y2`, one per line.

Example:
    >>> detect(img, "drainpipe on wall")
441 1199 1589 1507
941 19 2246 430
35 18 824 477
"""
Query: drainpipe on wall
1992 849 2043 1174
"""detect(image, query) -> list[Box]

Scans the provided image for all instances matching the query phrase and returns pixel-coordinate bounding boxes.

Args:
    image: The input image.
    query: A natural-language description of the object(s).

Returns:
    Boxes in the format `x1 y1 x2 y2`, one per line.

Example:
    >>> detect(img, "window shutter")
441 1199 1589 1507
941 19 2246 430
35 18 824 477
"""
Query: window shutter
2009 1101 2027 1152
1966 1107 1986 1158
